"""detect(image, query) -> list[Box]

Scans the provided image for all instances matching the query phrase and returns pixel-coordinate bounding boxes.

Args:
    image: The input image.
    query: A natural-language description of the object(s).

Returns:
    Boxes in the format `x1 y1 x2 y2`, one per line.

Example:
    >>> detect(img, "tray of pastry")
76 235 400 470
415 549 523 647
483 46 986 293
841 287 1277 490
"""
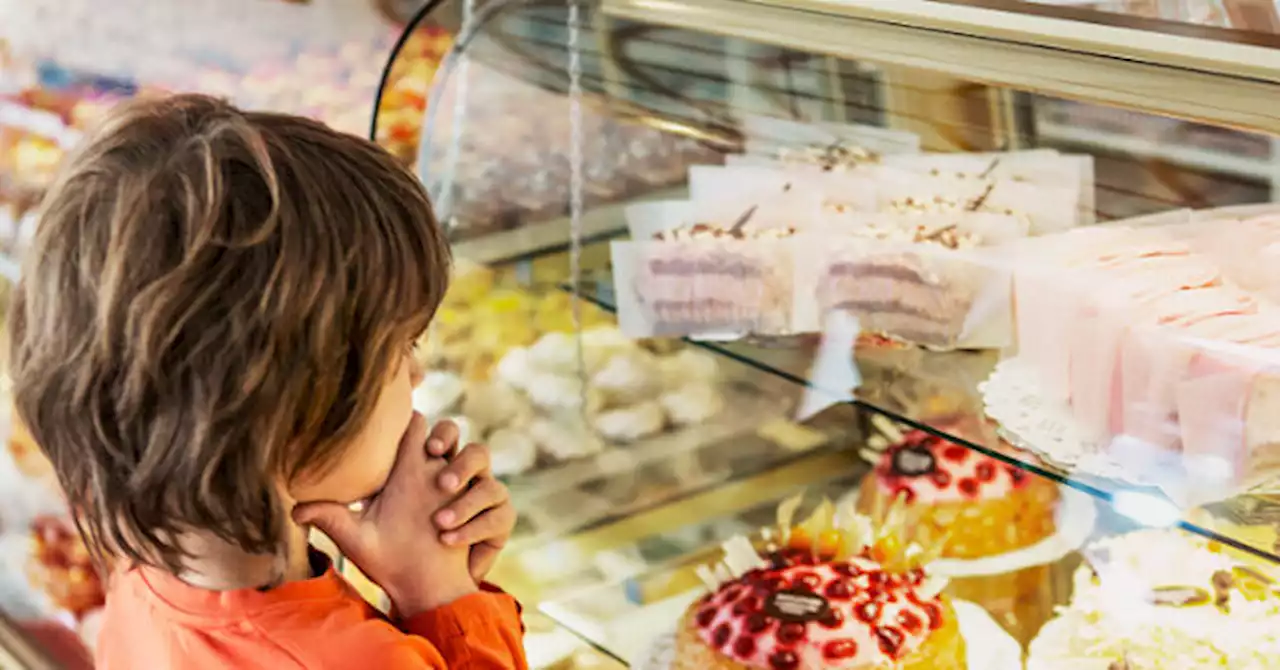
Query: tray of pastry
0 410 105 664
424 335 804 498
412 61 723 248
418 266 813 484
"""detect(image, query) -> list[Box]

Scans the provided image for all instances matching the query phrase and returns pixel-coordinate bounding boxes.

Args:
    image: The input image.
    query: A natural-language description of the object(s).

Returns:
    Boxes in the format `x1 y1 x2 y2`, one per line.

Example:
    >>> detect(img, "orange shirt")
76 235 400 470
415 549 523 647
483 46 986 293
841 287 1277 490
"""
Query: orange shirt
96 550 528 670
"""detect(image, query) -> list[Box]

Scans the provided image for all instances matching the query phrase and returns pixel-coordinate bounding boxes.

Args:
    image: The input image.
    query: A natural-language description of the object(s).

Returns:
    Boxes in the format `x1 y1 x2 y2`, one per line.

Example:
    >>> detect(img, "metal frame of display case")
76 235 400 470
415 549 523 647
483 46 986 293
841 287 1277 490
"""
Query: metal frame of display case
0 615 58 670
603 0 1280 135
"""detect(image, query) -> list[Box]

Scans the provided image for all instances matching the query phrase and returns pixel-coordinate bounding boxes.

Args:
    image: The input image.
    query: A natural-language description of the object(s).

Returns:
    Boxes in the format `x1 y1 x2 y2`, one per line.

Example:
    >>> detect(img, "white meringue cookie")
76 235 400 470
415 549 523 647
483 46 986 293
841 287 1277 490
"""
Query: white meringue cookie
523 372 605 413
592 400 666 442
412 372 465 418
528 416 605 461
659 383 724 426
591 349 661 405
462 381 533 434
495 346 535 390
528 331 581 373
659 349 720 390
487 427 538 477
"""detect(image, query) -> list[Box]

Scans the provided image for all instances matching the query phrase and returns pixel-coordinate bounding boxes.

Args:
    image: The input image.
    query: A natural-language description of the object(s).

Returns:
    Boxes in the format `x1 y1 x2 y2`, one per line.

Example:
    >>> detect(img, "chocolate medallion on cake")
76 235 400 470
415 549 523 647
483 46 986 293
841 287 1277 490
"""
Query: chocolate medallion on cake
892 446 937 478
763 589 831 623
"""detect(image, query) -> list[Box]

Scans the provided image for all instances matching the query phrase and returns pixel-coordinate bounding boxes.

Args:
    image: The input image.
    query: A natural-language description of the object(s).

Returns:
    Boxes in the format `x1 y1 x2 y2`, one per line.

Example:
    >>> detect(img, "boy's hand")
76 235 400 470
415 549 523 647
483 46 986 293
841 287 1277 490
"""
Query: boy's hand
424 421 517 582
293 414 477 618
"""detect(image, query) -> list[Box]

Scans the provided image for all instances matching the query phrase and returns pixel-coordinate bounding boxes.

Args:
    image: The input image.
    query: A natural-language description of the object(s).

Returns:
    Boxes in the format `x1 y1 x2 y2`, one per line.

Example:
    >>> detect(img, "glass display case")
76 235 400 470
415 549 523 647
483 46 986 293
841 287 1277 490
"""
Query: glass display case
376 0 1280 668
8 0 1280 667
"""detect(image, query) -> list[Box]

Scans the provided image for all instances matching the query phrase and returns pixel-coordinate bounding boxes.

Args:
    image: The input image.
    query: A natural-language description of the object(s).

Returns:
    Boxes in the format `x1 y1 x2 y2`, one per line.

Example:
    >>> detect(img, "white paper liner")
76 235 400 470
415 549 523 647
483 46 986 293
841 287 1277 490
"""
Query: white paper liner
881 150 1096 229
930 486 1096 578
687 165 877 216
623 195 823 241
821 208 1031 246
834 483 1096 578
870 168 1088 236
740 115 922 159
630 599 1021 670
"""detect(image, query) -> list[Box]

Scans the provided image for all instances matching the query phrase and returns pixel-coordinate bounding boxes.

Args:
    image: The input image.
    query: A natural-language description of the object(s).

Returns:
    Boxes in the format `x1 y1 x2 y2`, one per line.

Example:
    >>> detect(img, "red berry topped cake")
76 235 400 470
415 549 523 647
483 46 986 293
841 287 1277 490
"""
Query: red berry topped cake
27 515 106 618
674 498 966 670
857 427 1059 559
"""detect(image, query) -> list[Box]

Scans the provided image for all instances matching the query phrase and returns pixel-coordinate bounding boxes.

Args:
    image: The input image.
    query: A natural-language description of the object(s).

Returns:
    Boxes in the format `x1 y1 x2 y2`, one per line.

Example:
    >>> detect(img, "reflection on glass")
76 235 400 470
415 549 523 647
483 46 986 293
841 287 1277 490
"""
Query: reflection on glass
365 1 1280 668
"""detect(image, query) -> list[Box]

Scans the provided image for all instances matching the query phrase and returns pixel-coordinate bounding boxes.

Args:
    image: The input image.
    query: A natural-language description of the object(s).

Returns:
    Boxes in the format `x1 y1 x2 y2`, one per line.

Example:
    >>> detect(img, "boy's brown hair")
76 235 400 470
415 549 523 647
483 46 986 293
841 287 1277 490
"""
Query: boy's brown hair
9 94 451 572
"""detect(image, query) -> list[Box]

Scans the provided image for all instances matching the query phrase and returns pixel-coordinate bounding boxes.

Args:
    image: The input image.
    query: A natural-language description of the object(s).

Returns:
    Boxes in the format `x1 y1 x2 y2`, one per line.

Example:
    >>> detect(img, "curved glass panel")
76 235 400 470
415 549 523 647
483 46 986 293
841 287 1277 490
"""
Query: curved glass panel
373 9 1280 667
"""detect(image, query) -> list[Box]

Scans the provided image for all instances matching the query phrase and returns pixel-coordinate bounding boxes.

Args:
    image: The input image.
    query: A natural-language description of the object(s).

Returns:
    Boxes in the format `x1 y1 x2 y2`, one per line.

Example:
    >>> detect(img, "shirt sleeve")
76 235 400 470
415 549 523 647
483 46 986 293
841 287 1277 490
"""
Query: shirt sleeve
398 591 527 670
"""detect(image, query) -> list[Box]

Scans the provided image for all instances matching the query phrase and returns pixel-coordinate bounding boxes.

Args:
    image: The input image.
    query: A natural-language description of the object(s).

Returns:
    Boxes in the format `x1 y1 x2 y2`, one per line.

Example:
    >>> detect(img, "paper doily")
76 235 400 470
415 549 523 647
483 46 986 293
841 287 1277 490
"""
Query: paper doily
632 599 1022 670
980 357 1190 490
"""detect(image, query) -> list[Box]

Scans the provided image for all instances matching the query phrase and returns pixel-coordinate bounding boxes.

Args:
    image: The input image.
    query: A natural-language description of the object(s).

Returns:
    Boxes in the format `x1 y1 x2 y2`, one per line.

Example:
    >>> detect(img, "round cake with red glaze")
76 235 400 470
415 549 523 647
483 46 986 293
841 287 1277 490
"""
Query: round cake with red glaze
27 516 106 618
857 429 1059 559
674 547 966 670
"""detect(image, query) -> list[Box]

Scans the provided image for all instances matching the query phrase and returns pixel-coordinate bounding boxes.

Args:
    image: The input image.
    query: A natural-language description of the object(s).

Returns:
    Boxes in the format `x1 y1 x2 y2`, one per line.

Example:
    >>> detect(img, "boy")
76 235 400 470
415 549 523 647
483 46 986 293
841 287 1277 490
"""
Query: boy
9 94 527 669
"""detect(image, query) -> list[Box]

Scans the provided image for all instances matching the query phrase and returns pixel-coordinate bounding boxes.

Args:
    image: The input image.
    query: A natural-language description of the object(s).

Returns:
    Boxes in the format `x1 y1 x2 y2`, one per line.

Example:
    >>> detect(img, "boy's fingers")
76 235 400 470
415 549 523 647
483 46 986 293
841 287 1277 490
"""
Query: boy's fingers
386 413 430 483
441 503 515 547
434 477 509 530
292 502 364 557
426 419 460 458
437 444 491 493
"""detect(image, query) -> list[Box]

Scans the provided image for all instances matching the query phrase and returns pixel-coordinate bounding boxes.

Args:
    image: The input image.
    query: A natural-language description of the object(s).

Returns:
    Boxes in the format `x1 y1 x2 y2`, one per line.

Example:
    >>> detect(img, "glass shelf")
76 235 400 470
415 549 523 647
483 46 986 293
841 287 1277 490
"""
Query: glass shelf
555 273 1280 566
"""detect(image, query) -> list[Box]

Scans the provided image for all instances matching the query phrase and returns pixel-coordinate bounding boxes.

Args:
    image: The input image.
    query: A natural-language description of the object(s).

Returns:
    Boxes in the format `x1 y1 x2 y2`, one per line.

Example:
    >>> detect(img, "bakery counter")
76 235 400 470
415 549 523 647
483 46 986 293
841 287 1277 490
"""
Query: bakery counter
538 470 1280 668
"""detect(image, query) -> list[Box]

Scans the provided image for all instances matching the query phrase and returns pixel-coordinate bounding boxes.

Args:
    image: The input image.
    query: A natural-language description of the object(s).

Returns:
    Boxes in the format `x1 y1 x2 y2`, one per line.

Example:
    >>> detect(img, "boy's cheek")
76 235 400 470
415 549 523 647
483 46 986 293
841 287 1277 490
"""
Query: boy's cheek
291 365 413 506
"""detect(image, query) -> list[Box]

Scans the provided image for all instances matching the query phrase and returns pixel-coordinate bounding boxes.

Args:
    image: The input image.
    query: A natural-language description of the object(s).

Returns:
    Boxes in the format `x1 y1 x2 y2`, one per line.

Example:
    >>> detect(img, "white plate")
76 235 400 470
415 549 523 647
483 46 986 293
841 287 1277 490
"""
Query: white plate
836 482 1097 578
631 598 1022 670
930 485 1097 578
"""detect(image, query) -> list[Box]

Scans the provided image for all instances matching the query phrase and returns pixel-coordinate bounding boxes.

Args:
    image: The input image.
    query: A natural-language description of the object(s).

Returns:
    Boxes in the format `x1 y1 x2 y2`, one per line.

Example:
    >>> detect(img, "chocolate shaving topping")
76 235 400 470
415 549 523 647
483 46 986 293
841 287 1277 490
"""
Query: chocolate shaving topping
967 182 996 212
892 446 937 478
764 589 831 623
977 158 1001 180
1147 585 1211 607
1212 570 1234 612
729 205 759 235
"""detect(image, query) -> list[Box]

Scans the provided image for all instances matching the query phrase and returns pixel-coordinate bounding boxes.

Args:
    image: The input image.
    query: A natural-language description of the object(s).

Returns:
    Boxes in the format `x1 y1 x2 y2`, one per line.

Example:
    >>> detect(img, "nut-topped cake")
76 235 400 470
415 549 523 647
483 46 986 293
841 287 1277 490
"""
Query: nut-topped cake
674 496 966 669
